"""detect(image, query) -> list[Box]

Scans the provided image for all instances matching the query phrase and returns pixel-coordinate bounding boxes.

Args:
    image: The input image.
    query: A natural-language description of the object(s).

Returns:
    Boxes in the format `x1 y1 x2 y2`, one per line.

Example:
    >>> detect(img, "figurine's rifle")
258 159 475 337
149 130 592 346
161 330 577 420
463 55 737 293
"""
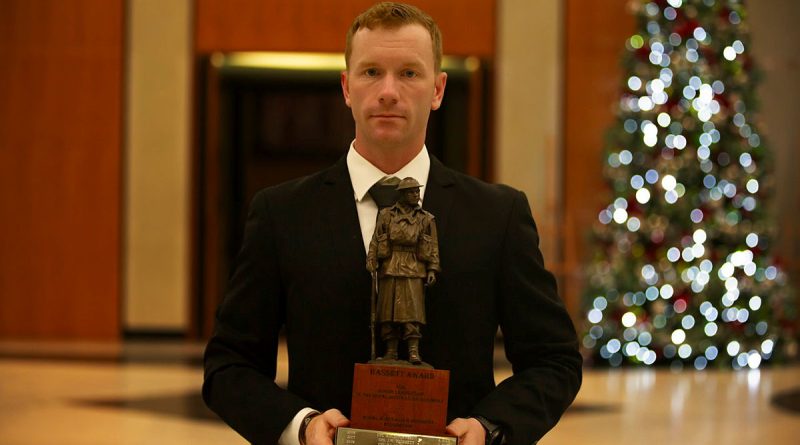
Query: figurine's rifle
370 270 378 361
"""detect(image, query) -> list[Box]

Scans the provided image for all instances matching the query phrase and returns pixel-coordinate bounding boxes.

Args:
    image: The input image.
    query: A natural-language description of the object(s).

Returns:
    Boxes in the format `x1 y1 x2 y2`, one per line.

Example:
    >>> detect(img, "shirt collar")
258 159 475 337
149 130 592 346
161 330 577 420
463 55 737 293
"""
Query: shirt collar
346 141 431 202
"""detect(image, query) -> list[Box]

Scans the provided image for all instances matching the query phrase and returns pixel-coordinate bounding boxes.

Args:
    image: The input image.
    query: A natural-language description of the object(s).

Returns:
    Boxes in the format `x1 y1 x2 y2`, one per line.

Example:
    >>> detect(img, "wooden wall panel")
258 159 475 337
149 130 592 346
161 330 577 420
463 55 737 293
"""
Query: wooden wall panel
562 0 635 318
0 0 123 339
195 0 495 56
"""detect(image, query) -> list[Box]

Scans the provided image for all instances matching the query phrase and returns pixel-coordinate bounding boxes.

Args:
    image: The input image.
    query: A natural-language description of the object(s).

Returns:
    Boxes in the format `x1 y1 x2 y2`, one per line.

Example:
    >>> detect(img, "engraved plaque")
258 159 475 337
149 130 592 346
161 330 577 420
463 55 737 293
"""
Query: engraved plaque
336 427 457 445
349 364 450 436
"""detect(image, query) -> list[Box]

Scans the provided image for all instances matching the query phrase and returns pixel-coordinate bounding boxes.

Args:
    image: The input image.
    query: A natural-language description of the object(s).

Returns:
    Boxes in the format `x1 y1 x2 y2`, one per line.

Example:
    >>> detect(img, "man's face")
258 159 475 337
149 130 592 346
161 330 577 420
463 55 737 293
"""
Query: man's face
342 24 447 152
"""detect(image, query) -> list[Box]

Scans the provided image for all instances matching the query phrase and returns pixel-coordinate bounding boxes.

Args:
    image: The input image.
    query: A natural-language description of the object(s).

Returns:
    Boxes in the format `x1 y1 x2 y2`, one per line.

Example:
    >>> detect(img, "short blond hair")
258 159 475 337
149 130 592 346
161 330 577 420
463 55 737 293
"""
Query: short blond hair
345 2 443 72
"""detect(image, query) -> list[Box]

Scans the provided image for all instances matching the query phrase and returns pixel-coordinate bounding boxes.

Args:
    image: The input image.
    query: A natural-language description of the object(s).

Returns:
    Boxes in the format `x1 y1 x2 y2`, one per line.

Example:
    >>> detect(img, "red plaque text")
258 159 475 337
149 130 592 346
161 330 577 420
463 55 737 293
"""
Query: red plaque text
349 364 450 436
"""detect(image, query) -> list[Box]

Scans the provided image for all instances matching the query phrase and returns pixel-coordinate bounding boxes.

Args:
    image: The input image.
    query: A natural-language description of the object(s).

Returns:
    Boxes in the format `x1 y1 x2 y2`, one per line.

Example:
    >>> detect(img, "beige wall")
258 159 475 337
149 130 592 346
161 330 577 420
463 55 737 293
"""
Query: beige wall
749 1 800 285
495 0 563 263
123 0 192 331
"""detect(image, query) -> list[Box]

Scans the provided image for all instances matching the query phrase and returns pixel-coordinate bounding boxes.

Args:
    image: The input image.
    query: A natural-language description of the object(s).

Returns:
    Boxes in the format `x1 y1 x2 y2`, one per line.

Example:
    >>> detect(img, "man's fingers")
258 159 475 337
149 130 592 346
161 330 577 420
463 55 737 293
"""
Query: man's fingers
306 410 351 445
322 408 350 427
446 417 468 436
446 418 484 445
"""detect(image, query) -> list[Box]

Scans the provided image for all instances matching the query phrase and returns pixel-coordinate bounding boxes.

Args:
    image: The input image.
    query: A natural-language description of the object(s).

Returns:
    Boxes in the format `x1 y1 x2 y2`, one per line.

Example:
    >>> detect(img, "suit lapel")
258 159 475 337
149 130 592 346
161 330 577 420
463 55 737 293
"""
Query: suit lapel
320 156 367 266
422 156 456 235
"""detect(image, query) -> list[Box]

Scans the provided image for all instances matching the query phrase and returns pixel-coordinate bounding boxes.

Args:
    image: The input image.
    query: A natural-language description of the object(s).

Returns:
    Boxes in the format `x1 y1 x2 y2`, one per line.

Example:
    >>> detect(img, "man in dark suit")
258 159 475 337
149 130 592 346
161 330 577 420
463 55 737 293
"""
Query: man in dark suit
203 3 582 445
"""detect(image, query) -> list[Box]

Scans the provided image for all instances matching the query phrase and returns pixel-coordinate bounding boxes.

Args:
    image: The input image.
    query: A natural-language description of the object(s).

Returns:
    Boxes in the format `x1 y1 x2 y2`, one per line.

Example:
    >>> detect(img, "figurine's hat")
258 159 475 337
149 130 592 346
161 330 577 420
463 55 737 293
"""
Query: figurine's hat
396 177 423 191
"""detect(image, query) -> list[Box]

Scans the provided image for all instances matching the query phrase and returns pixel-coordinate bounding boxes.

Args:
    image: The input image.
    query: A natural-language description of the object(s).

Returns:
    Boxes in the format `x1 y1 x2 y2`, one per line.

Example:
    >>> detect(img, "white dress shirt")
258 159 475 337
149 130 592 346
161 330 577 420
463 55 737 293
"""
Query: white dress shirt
277 142 431 445
346 142 431 252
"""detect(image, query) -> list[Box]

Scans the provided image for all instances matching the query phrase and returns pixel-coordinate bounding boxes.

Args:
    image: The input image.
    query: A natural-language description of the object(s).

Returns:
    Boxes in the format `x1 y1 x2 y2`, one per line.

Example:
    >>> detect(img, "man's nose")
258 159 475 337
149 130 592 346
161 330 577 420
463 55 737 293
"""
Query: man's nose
378 75 399 104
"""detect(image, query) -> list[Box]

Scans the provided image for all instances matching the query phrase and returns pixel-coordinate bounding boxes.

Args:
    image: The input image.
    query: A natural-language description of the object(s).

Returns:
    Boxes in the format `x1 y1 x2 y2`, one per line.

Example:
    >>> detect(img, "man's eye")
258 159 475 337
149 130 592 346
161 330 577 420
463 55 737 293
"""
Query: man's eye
403 70 417 78
365 68 379 77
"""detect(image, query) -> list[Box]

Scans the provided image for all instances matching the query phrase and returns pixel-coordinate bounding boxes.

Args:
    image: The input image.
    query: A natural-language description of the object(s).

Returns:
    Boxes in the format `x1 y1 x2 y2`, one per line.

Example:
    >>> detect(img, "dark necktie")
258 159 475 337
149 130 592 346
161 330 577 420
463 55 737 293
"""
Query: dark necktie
367 176 401 209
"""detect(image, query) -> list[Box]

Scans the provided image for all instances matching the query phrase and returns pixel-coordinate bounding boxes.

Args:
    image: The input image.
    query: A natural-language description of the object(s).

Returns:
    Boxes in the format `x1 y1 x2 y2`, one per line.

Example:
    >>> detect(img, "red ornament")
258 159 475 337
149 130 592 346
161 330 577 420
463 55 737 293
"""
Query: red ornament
674 19 700 38
700 46 718 66
635 45 651 62
627 197 642 215
742 54 753 72
771 256 786 268
666 95 681 114
779 319 796 332
714 93 730 110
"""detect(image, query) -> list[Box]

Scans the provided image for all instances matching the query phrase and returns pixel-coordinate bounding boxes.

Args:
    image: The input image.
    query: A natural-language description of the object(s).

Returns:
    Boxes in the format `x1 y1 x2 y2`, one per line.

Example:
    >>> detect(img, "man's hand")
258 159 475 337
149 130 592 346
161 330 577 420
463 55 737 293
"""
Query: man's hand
446 417 484 445
304 409 350 445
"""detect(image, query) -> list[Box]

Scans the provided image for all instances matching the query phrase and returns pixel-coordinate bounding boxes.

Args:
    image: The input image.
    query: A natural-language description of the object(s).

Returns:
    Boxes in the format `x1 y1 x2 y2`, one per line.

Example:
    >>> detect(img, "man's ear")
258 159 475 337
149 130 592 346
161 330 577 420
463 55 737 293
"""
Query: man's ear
341 71 352 108
431 71 447 111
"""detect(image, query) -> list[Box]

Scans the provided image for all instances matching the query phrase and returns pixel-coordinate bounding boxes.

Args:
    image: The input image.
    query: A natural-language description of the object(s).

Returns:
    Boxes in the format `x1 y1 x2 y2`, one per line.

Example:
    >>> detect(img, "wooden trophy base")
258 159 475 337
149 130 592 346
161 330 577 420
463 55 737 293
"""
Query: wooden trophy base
337 363 455 445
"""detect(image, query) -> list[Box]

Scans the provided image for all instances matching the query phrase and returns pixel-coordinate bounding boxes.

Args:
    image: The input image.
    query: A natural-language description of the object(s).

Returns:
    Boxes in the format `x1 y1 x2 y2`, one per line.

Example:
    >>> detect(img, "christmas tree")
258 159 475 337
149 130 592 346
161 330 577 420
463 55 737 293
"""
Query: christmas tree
582 0 796 370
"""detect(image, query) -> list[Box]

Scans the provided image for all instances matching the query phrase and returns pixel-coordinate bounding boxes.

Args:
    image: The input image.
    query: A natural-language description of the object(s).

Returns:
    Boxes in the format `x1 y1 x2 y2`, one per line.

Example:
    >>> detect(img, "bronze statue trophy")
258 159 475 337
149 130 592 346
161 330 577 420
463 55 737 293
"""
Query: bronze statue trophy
336 178 456 445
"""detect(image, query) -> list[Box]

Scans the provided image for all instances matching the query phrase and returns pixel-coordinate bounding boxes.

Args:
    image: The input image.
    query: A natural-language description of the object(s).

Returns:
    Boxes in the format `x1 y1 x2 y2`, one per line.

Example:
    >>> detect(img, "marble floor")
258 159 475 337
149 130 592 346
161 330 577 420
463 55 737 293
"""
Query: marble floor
0 340 797 445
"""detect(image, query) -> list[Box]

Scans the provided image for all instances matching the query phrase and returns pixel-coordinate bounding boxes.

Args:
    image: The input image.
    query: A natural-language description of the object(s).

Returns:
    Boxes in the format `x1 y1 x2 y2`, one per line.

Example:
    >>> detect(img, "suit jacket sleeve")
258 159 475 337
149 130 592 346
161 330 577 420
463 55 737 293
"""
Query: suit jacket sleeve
203 190 309 445
470 190 582 445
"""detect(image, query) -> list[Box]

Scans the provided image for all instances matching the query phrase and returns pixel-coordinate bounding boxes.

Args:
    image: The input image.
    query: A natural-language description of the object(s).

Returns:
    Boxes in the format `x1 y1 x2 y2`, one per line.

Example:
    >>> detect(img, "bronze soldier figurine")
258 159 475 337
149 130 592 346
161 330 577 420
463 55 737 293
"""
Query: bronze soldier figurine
367 177 440 366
